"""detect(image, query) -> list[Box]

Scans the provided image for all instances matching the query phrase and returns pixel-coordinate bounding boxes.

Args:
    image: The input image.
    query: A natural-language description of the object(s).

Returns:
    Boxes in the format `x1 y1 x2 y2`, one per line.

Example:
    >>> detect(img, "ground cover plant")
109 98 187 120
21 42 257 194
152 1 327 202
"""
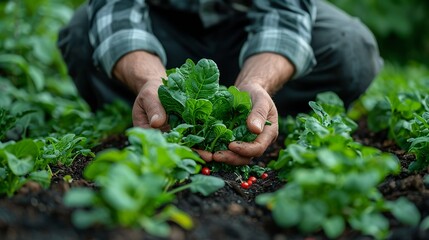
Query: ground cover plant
2 1 429 240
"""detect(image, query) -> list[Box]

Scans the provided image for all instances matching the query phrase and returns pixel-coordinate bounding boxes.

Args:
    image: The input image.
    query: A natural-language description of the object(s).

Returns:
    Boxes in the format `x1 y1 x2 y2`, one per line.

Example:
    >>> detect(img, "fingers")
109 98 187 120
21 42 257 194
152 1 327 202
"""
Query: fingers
230 123 278 156
193 149 213 162
132 83 167 129
246 88 273 134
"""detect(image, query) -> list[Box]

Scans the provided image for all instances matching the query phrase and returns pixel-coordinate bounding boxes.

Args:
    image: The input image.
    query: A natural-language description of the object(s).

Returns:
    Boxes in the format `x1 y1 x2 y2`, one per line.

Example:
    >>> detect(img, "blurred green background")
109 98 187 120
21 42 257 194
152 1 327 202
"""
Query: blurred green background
328 0 429 63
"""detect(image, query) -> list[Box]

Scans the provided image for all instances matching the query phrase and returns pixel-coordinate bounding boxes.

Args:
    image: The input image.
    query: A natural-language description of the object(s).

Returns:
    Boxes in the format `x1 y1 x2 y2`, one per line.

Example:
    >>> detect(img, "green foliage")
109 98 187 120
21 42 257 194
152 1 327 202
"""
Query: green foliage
0 0 131 197
351 63 429 171
159 59 258 152
0 139 50 196
64 128 224 237
328 0 429 62
258 92 420 239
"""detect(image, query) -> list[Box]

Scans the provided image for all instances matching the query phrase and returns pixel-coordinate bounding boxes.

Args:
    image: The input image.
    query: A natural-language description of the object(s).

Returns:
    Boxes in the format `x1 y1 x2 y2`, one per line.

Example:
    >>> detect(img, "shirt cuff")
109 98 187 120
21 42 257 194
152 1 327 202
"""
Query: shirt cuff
93 29 167 78
239 29 316 80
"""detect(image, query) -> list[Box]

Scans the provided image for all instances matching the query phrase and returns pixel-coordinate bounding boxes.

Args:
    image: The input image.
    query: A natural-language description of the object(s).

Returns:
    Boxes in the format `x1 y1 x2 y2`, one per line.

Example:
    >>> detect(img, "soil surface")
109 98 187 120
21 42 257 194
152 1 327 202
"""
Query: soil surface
1 118 429 240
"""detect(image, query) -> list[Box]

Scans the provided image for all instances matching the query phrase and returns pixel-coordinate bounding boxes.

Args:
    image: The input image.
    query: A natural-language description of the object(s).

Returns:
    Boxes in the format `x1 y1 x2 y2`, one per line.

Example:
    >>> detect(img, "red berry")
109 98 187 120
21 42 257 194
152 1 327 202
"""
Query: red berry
248 176 257 183
201 167 210 175
261 173 268 179
240 182 250 189
247 179 253 186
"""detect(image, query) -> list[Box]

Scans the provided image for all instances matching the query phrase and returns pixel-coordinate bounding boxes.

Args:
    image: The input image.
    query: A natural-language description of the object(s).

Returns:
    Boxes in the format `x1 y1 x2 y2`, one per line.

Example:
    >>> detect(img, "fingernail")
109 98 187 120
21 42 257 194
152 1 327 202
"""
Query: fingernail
150 114 159 125
252 118 263 131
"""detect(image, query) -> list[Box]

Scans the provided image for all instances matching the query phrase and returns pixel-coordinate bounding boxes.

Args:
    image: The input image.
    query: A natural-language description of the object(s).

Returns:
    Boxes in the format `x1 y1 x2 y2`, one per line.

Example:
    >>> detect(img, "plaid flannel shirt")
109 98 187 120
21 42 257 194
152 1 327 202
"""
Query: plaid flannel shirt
88 0 317 79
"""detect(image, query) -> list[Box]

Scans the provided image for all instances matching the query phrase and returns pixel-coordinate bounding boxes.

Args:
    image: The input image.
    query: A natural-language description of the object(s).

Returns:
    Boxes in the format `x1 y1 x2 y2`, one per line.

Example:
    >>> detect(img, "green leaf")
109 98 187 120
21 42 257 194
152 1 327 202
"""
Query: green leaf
71 208 111 229
316 91 345 116
163 205 193 230
176 159 198 174
322 215 345 238
207 123 234 151
388 197 420 226
182 134 205 147
127 127 168 149
139 217 170 237
28 65 44 91
420 216 429 231
233 125 257 142
28 170 51 188
349 212 389 239
185 59 219 99
273 199 301 227
183 98 213 124
64 188 96 207
84 150 132 180
305 117 329 136
158 85 186 115
0 53 28 71
101 164 141 210
211 95 232 120
228 86 252 112
0 167 6 180
5 151 34 176
189 174 224 196
5 138 39 159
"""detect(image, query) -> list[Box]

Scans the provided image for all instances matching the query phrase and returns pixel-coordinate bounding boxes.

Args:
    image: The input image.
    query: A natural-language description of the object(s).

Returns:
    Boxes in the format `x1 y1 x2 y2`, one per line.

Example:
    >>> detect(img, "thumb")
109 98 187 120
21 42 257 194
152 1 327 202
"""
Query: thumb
247 98 269 134
132 91 167 129
146 100 167 128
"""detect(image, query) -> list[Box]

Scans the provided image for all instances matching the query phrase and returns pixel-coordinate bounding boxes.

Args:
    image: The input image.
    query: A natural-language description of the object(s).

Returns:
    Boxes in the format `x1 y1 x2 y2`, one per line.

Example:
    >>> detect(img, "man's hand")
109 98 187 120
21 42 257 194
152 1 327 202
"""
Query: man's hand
209 52 295 165
213 84 279 165
113 51 168 129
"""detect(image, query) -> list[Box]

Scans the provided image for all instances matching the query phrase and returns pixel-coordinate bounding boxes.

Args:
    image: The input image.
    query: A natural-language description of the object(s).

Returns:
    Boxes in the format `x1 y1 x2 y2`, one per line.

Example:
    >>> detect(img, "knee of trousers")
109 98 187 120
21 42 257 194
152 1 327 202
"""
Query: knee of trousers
332 18 383 107
57 4 93 77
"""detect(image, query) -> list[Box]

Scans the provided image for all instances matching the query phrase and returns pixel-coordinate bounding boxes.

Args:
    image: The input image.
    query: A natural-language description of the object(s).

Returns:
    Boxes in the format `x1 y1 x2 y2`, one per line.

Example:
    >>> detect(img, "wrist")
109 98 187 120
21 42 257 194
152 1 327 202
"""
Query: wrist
236 53 295 95
113 51 166 94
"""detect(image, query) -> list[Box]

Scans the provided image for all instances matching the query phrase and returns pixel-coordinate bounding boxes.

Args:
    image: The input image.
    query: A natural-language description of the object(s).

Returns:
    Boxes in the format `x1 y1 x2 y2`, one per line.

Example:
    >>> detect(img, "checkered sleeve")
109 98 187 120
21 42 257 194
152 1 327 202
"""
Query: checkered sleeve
239 0 317 79
88 0 166 77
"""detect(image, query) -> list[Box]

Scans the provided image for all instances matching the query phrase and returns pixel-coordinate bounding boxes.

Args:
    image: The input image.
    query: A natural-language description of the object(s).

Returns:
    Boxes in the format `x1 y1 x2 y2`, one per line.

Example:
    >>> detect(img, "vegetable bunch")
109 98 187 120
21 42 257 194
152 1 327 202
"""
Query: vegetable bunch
159 58 257 152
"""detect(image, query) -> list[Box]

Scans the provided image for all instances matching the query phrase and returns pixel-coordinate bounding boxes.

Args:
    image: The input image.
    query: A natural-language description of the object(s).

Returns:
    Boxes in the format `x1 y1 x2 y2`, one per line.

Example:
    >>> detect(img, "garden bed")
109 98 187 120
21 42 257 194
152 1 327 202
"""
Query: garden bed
1 118 429 240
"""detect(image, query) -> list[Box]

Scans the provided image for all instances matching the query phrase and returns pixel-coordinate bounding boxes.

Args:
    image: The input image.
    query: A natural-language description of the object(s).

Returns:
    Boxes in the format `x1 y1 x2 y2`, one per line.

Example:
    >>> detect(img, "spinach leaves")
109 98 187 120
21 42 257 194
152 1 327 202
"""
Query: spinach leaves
159 59 256 152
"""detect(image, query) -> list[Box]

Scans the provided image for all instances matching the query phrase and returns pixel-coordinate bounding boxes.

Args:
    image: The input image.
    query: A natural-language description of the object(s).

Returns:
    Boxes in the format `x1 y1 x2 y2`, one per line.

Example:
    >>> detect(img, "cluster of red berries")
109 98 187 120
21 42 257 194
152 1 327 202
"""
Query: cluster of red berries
240 173 268 189
200 167 268 189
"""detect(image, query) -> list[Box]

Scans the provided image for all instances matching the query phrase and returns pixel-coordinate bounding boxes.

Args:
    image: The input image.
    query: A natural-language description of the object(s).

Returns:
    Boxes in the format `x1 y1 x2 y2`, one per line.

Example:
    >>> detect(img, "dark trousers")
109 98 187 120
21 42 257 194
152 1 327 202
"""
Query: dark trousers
58 0 382 116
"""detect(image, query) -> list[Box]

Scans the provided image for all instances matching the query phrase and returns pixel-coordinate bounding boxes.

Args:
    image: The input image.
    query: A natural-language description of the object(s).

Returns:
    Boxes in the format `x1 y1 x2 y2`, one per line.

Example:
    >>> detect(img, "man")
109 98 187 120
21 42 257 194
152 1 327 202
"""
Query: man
58 0 382 165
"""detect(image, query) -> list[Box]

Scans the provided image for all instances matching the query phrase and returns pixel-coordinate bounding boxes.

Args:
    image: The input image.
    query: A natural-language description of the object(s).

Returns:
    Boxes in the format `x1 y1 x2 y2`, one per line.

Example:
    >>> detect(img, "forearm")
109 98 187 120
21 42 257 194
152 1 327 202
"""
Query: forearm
235 53 295 95
88 0 166 77
113 51 166 94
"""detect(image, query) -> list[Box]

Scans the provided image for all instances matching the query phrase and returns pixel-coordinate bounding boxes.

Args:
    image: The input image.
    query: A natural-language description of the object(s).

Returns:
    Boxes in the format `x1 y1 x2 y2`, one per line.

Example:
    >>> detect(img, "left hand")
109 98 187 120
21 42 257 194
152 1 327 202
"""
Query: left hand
195 84 279 165
213 83 279 165
196 53 293 165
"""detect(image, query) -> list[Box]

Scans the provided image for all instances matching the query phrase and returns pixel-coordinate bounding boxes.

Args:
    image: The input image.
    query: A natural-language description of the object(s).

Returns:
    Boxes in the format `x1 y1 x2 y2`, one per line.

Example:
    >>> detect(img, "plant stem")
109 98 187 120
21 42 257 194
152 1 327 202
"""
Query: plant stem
167 184 191 195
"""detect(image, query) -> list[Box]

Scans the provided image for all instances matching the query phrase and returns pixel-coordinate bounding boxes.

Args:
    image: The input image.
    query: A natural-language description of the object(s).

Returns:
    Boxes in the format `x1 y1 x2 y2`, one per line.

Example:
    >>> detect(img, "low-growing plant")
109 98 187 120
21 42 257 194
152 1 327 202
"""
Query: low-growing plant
64 128 225 237
257 92 420 239
0 139 51 196
350 64 429 171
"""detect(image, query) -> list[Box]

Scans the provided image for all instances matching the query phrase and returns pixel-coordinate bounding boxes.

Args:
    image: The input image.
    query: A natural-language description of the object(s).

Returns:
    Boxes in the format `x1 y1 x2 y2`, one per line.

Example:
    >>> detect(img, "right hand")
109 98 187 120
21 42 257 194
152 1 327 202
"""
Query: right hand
132 80 169 129
113 51 168 129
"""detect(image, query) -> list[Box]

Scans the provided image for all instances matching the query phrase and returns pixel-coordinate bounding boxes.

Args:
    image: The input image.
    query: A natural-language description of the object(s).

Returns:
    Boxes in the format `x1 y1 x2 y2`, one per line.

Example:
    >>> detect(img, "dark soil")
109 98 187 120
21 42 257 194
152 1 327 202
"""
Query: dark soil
1 119 429 240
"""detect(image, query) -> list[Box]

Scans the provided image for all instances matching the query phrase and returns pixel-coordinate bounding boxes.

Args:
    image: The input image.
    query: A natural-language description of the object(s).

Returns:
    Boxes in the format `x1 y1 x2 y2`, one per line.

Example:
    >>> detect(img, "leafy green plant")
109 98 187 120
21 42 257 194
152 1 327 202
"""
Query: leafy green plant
64 128 225 237
257 92 420 239
159 58 260 152
351 63 429 171
0 139 50 196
